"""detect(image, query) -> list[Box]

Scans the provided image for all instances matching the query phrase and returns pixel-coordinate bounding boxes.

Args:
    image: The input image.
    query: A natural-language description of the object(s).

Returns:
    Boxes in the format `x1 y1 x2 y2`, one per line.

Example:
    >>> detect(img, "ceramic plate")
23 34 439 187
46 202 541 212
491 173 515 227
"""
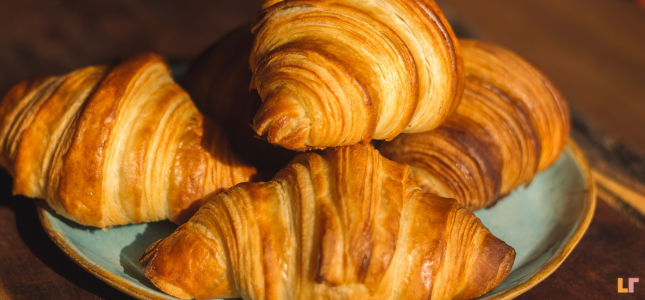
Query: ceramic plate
37 141 595 300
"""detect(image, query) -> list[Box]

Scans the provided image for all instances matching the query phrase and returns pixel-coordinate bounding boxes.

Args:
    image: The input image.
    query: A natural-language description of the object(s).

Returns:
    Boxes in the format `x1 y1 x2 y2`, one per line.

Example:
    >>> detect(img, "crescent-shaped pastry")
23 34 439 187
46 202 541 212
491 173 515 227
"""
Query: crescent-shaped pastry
181 25 296 171
0 52 257 227
249 0 464 150
380 40 570 210
140 144 515 300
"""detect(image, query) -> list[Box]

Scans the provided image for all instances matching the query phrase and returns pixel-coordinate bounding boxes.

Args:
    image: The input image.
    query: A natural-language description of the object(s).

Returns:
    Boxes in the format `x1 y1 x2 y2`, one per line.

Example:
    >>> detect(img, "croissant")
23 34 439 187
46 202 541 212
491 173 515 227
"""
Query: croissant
380 40 570 210
140 144 515 300
181 25 296 171
249 0 464 150
0 52 257 227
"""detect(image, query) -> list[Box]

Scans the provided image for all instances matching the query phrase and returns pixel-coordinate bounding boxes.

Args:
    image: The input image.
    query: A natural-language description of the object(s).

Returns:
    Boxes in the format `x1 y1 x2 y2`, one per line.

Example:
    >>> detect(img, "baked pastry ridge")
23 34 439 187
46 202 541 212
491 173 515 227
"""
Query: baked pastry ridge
249 0 464 150
0 52 257 227
380 40 570 210
140 144 515 300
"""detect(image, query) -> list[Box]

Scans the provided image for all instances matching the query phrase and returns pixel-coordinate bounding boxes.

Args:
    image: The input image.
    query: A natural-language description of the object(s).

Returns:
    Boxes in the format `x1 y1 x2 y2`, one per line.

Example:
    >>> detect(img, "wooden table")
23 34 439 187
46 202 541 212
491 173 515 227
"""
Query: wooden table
1 0 645 299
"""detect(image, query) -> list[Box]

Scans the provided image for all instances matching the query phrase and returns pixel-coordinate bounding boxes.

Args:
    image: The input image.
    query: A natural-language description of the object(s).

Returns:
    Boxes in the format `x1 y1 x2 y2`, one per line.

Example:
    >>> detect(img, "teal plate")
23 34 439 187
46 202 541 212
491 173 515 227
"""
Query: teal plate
37 141 595 300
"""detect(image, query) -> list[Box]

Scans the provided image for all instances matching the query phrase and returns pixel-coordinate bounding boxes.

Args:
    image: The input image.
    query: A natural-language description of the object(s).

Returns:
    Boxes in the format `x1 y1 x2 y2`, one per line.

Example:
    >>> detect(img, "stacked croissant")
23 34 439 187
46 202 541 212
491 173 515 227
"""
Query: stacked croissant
0 0 570 299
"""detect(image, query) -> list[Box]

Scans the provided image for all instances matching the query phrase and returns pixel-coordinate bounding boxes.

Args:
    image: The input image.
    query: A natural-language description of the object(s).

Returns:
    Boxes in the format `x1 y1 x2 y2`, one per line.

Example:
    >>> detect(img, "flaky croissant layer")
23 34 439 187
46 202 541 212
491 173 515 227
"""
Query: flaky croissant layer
380 40 570 210
249 0 464 150
0 52 257 227
140 144 514 300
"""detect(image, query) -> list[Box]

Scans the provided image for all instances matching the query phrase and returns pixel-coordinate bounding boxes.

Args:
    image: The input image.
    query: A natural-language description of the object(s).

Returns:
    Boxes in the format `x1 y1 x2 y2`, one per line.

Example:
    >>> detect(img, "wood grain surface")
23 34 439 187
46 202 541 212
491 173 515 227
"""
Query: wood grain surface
1 0 644 299
437 0 645 154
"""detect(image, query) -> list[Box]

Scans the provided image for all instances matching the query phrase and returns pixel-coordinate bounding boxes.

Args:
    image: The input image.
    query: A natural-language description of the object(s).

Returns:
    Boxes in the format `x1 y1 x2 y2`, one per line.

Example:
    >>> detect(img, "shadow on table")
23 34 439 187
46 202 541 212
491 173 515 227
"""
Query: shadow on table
0 169 137 300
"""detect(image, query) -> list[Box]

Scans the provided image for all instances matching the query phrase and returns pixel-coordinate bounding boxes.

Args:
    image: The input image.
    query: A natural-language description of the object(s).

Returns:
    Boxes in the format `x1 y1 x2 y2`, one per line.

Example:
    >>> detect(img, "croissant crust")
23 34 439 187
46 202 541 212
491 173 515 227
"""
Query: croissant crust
380 40 570 210
140 144 514 300
0 52 257 227
249 0 464 150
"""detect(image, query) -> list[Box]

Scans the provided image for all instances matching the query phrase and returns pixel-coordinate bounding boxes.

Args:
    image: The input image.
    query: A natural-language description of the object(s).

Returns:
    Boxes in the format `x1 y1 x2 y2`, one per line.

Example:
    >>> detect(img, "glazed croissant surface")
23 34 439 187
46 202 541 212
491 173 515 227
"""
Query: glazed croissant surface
0 52 257 227
380 40 570 210
249 0 464 150
140 144 515 300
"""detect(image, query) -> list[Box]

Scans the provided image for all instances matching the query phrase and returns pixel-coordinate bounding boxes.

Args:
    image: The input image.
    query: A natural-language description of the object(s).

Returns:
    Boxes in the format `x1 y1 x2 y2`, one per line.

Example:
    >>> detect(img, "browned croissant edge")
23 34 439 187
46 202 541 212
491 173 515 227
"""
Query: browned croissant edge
380 39 570 211
139 143 515 300
0 51 258 227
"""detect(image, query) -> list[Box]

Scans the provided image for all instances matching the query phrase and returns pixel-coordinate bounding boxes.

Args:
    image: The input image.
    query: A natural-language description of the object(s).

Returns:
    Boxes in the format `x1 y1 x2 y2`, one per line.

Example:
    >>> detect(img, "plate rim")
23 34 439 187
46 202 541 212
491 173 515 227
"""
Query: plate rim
37 139 596 300
37 201 172 300
478 139 596 299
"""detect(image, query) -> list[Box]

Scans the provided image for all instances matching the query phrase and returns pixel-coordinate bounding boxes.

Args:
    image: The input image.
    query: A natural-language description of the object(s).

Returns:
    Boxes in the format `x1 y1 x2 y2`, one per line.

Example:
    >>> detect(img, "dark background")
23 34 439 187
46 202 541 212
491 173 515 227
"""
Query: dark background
0 0 644 299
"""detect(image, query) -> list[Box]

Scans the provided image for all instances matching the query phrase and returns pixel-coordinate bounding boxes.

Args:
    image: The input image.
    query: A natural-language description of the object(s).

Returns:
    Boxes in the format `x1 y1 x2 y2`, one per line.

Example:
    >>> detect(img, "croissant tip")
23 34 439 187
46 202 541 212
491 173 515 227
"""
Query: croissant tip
500 246 516 279
139 238 163 267
484 235 516 292
253 113 310 151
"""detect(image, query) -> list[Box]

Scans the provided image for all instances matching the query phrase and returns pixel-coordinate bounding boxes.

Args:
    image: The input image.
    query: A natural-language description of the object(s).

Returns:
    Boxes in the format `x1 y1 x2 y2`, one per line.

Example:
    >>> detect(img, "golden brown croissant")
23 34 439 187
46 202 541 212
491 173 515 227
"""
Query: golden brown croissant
0 52 258 227
140 144 515 300
380 40 570 210
249 0 464 150
181 25 296 171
